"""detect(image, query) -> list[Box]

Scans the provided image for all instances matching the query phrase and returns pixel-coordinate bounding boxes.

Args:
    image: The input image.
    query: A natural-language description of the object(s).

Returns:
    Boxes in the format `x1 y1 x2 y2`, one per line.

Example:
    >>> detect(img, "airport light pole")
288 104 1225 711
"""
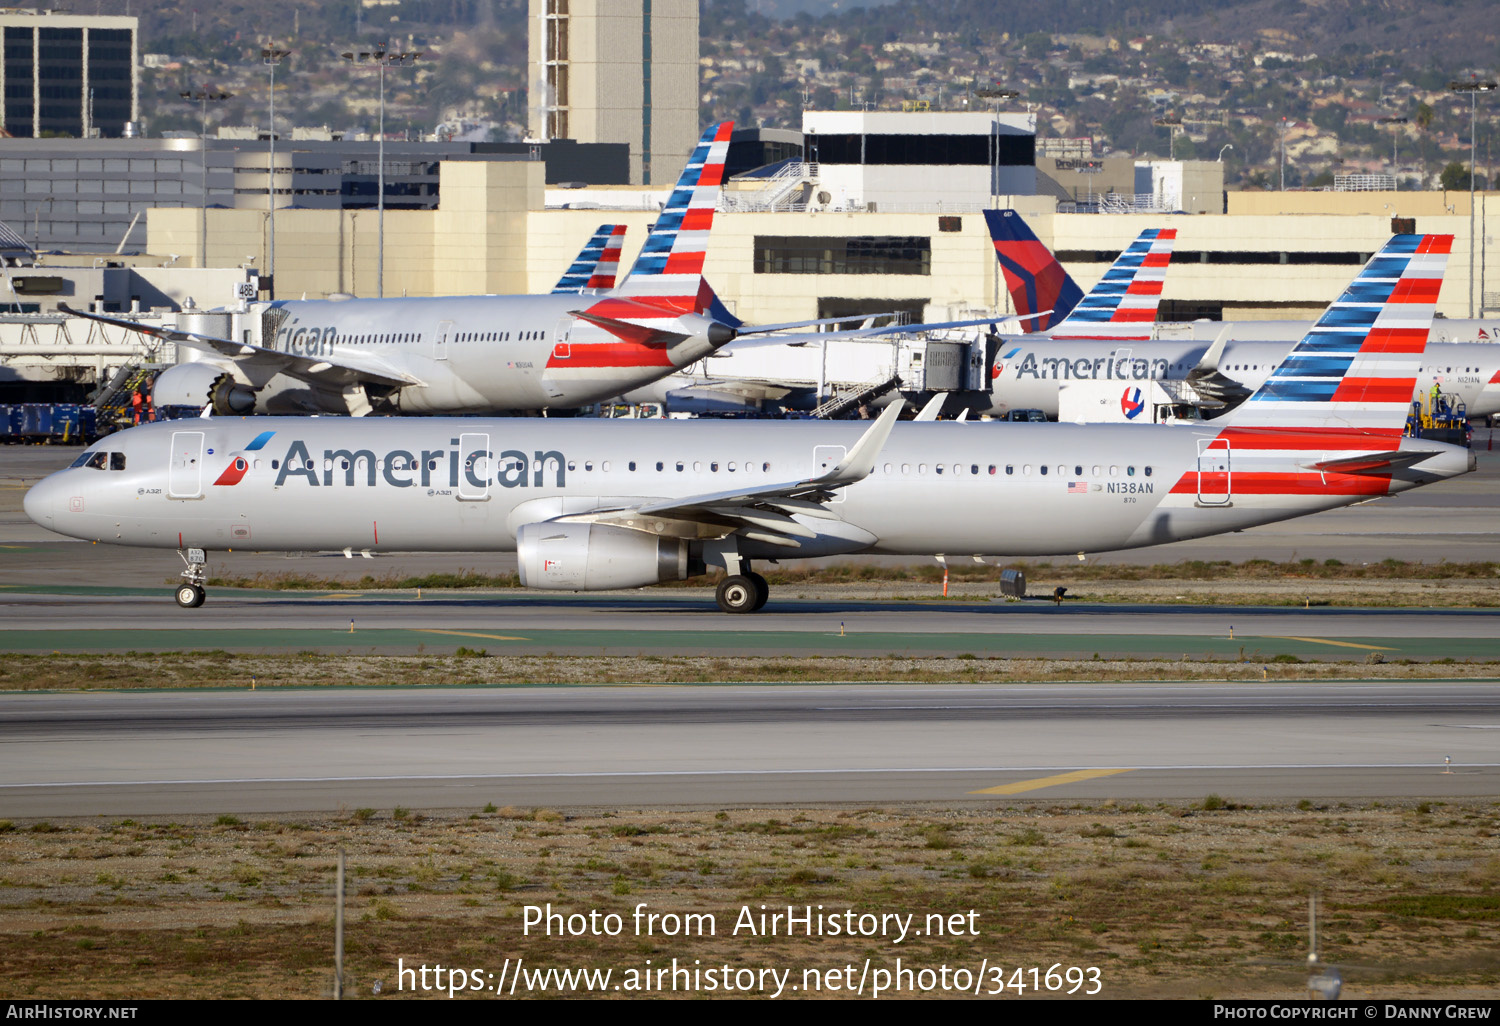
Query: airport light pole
180 89 233 268
262 48 290 299
976 86 1020 315
1153 114 1182 160
1376 115 1407 190
1448 79 1497 318
340 44 422 299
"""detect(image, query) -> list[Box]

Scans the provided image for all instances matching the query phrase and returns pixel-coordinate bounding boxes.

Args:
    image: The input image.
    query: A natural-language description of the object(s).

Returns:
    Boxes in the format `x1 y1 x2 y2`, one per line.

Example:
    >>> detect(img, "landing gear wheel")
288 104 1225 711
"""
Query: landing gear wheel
716 575 759 614
175 583 206 609
746 571 770 611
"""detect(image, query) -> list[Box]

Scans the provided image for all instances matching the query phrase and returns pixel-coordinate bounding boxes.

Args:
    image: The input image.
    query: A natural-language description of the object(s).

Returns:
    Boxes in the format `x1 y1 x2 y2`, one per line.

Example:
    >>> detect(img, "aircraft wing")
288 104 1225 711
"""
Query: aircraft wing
58 304 423 390
560 400 904 547
729 312 1049 349
1183 327 1254 407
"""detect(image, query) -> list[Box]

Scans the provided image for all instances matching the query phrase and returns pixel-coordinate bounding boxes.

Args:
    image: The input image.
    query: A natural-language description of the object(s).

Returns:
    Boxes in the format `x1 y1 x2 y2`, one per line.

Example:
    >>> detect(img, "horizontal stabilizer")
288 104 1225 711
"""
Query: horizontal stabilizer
1304 450 1443 475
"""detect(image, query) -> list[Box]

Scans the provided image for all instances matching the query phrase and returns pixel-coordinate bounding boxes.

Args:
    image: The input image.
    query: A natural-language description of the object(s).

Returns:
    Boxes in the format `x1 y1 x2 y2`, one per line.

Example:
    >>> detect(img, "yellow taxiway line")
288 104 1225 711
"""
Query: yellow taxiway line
414 628 530 642
1261 635 1394 651
968 768 1134 796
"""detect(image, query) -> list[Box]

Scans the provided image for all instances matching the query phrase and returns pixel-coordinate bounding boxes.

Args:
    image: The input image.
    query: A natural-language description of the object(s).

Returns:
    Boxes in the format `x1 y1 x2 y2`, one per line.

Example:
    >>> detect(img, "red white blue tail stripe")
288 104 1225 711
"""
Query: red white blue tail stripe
612 121 734 315
1223 234 1451 436
552 224 626 294
1050 228 1176 340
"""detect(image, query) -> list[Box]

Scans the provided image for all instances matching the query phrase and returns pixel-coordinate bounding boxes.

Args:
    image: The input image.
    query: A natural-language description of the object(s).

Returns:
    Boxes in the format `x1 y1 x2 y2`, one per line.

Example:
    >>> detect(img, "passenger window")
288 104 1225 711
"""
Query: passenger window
935 465 944 475
1040 465 1048 475
693 461 702 472
656 461 663 471
918 463 928 474
271 460 280 470
585 462 594 472
1092 465 1100 476
902 464 911 474
676 462 684 472
1144 466 1153 477
1005 465 1013 475
970 464 979 475
711 462 718 472
988 465 996 475
728 462 736 472
1075 465 1083 476
1109 465 1119 476
1023 465 1032 475
1127 466 1136 476
628 461 636 471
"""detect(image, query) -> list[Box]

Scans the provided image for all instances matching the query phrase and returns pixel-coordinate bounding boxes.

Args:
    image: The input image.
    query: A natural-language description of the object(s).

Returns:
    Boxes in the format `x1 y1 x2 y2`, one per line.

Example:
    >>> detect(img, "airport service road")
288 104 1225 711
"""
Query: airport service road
0 683 1495 816
2 591 1500 659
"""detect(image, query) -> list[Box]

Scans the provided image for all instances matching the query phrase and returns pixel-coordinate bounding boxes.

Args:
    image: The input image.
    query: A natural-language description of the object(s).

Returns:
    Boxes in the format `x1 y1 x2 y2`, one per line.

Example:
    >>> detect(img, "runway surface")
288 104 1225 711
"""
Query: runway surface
1 682 1495 816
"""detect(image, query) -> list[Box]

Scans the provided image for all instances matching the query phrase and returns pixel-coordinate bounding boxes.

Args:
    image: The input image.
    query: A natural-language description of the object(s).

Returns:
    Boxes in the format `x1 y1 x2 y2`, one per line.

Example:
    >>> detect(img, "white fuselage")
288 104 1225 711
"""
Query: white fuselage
987 339 1500 420
164 294 720 415
25 417 1473 566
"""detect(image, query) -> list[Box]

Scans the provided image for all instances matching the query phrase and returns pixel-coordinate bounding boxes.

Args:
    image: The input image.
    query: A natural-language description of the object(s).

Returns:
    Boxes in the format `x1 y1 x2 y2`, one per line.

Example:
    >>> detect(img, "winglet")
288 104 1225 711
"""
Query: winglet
912 393 945 421
815 398 905 487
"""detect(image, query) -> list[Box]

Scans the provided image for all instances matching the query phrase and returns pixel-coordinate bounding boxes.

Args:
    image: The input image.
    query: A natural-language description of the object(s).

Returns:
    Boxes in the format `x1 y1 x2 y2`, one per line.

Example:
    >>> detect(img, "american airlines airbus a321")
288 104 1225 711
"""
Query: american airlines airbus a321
27 235 1473 613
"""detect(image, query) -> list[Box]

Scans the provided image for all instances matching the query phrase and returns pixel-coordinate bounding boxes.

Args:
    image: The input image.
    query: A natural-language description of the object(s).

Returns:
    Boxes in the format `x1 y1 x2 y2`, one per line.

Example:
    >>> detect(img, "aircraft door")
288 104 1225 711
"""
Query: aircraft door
1196 437 1231 506
459 432 491 501
168 431 205 500
814 445 846 503
434 320 453 361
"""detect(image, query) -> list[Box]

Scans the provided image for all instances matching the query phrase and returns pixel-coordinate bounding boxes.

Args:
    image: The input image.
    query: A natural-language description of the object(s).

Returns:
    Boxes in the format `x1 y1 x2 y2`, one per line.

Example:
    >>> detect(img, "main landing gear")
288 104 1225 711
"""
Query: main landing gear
716 571 769 614
175 547 208 608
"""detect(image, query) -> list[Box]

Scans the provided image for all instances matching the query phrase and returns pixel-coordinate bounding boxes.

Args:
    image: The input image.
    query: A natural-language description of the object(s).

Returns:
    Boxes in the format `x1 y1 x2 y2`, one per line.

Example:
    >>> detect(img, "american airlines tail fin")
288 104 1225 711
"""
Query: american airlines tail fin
1047 227 1176 339
983 209 1084 333
611 121 739 325
552 224 626 294
1221 234 1451 436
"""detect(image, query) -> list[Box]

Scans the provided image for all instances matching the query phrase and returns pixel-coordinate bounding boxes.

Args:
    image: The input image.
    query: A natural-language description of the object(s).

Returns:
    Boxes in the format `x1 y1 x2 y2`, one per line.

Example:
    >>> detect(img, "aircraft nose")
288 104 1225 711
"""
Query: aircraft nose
23 474 62 527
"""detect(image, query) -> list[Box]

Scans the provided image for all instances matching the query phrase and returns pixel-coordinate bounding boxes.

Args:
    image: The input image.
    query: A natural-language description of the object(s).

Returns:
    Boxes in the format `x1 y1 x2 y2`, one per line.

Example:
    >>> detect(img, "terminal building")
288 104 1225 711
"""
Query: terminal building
0 9 139 139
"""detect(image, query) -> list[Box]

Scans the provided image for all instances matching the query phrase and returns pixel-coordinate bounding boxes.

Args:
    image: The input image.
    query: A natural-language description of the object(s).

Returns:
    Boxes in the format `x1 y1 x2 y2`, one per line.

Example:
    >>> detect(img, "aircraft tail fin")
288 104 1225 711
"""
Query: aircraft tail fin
1220 234 1452 436
983 208 1084 333
612 121 737 324
1048 227 1176 339
552 224 626 294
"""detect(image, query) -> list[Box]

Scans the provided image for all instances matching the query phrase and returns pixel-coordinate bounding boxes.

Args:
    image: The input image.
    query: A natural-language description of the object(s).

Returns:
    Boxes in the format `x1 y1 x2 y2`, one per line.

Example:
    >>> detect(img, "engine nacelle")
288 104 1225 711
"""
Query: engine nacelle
151 363 256 414
517 522 699 591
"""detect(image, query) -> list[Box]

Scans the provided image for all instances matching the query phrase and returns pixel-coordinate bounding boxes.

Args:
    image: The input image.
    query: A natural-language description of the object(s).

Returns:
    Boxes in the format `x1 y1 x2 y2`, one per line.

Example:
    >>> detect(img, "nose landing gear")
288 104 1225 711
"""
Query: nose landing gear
175 547 208 608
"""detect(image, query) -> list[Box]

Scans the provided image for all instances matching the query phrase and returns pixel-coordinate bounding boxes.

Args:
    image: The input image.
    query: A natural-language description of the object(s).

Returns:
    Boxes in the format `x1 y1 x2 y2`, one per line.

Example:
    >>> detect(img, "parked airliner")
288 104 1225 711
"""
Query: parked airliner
26 236 1471 613
66 125 751 417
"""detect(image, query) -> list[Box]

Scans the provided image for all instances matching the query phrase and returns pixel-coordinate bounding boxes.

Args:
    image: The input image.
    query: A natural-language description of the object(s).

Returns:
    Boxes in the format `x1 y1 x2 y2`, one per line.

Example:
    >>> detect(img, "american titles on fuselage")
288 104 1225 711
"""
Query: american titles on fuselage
1009 351 1171 381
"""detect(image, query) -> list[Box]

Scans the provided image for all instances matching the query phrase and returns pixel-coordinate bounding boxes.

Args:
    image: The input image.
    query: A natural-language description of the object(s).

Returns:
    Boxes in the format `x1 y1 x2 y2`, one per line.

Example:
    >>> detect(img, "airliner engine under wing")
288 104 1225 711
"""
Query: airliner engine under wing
64 124 743 417
25 236 1472 613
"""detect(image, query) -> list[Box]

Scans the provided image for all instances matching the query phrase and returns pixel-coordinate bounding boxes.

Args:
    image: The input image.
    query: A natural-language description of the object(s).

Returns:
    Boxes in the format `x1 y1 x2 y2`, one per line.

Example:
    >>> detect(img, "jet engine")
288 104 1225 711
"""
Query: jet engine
516 522 702 590
151 363 257 414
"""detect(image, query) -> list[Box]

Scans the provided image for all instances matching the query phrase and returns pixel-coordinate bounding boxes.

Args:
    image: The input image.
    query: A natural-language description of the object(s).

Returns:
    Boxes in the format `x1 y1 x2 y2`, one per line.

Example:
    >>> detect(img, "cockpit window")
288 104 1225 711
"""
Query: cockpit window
69 450 97 468
83 452 108 470
110 452 126 471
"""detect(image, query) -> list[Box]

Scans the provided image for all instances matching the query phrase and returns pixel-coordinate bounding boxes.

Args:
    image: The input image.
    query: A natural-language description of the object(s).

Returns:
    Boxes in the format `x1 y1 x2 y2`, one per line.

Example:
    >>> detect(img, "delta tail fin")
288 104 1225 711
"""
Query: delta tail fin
1047 227 1176 339
983 208 1084 333
1221 234 1451 436
552 224 626 294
